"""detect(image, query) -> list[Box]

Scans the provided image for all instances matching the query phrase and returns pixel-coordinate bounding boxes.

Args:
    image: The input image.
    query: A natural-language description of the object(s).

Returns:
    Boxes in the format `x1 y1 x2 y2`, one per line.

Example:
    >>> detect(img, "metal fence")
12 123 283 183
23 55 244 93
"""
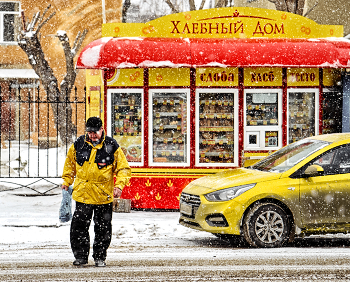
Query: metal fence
0 85 86 194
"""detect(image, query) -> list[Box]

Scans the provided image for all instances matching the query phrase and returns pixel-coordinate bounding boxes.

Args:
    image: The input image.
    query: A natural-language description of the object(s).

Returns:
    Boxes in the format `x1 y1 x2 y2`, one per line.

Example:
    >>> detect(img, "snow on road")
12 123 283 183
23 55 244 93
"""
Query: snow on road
0 191 213 257
2 190 350 281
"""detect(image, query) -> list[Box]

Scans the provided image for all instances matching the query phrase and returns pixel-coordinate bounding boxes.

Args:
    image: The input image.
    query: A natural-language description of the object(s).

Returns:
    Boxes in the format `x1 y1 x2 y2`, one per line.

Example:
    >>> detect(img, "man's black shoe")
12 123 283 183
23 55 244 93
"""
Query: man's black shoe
95 259 106 267
73 259 88 266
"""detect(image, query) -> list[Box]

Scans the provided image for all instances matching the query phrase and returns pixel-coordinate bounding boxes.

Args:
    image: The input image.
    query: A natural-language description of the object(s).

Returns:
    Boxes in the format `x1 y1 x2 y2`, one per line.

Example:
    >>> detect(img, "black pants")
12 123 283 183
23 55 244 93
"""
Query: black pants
70 201 113 261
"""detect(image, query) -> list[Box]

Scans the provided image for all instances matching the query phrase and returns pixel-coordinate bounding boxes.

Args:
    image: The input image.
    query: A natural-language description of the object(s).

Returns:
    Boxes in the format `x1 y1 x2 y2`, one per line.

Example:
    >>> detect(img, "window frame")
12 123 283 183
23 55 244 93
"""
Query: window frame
195 88 239 167
107 88 144 167
292 144 350 178
148 88 191 167
0 1 21 44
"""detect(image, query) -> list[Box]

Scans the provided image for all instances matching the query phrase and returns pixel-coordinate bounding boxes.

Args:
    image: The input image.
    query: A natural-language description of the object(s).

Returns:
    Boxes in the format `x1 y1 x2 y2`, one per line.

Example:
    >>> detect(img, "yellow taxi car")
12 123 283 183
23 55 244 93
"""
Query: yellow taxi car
179 133 350 248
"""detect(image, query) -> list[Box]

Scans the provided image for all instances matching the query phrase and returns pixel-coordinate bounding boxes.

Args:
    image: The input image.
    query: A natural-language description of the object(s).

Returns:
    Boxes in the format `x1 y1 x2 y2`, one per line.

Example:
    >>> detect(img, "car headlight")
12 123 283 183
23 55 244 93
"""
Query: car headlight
204 184 256 202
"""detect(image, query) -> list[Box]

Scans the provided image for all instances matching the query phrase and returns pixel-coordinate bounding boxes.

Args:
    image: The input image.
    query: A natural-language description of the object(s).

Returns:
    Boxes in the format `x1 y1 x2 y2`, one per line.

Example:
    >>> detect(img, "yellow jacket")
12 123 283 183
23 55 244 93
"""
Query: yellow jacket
62 134 131 205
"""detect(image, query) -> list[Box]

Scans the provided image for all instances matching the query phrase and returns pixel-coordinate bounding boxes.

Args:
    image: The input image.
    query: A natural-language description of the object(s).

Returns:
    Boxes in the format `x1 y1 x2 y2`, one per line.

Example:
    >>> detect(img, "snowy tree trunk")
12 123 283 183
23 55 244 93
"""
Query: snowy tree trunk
18 5 87 145
268 0 306 15
122 0 131 23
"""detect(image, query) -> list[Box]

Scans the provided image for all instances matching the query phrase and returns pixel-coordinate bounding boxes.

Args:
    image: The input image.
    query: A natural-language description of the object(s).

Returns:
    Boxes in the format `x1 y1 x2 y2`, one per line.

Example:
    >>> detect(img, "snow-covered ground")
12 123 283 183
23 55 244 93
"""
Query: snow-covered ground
0 189 216 261
2 188 350 258
2 188 350 282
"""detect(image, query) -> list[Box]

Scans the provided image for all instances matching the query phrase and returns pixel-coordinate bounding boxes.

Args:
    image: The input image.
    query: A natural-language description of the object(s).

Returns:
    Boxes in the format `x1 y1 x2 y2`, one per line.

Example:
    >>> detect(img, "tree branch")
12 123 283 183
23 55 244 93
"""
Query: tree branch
18 5 87 144
303 1 318 17
121 0 131 23
199 0 207 10
58 29 88 95
215 0 225 8
295 0 305 15
37 11 55 33
267 0 288 12
189 0 196 10
164 0 179 14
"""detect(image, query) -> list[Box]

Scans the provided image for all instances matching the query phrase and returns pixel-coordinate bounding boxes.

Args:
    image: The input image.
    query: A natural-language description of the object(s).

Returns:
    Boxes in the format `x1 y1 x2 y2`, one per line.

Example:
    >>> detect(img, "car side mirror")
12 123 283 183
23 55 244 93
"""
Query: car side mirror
304 164 324 177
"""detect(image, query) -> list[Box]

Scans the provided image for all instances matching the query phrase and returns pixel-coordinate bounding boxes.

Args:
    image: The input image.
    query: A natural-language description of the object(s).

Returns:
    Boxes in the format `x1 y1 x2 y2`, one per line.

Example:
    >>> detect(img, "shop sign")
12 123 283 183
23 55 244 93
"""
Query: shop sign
149 68 190 86
106 69 143 87
287 68 319 86
244 67 282 87
103 7 342 39
196 68 238 87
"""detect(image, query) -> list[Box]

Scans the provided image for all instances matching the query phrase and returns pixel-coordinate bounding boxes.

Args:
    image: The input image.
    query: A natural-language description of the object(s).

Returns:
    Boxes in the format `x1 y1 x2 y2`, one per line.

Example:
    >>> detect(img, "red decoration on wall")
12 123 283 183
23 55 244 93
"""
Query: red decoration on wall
120 177 195 209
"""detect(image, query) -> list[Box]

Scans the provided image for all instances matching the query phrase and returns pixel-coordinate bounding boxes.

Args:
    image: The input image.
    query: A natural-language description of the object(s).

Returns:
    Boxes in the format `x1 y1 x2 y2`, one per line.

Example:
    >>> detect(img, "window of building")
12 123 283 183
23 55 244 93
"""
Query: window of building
0 2 20 43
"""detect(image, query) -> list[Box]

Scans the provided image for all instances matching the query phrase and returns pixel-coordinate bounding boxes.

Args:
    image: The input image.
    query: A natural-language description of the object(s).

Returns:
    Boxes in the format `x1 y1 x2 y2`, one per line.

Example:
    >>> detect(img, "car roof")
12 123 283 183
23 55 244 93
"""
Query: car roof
308 133 350 143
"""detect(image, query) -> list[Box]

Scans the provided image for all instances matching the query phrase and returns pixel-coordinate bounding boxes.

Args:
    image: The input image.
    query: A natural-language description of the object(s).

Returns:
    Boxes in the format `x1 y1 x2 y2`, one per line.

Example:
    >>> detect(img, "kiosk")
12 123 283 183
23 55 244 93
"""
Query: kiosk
77 7 350 209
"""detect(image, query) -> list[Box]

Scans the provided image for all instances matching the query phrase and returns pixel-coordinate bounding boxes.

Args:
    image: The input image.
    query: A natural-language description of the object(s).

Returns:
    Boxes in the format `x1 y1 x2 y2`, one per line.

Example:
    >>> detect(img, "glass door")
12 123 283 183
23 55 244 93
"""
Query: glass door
149 89 190 167
287 89 319 144
107 89 143 166
196 89 239 167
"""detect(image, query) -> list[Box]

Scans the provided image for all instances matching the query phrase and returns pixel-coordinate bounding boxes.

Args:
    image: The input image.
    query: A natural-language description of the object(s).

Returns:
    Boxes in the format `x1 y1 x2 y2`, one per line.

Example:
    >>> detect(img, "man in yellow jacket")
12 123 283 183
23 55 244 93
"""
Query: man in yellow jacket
61 117 131 267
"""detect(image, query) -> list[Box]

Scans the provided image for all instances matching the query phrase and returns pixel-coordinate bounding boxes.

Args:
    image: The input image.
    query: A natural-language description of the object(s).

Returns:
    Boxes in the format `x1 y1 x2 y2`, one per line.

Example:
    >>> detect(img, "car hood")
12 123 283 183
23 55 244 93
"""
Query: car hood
183 168 281 194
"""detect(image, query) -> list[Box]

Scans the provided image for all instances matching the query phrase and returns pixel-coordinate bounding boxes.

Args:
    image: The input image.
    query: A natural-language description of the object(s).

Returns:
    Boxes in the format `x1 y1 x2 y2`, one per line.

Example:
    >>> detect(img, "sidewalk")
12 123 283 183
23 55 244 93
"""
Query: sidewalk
0 191 211 252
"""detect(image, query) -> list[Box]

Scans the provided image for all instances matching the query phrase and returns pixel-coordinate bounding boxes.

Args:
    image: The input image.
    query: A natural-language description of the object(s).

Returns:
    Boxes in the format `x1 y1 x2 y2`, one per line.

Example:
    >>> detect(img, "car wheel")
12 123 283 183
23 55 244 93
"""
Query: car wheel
243 203 290 248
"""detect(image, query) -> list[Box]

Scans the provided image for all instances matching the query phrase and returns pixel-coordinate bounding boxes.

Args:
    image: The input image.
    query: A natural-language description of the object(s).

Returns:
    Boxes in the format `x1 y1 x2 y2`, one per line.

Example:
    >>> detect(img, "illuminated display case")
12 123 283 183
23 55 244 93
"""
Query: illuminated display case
149 89 190 166
287 89 319 144
107 89 143 166
244 89 282 150
196 89 239 167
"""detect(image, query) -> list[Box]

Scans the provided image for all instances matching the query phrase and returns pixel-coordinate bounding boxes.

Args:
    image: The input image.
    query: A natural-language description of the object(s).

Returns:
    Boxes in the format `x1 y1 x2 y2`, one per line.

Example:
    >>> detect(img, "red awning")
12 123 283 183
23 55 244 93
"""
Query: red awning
76 37 350 69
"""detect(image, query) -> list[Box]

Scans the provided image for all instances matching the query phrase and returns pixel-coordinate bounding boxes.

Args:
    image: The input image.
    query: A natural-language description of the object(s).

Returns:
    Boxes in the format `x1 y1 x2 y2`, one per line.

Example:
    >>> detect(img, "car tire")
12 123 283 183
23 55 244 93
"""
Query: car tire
243 203 290 248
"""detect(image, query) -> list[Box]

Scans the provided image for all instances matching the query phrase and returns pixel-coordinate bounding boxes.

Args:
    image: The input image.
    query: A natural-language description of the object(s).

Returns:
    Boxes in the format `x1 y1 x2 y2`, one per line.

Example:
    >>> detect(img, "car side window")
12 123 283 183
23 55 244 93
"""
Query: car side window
311 145 350 175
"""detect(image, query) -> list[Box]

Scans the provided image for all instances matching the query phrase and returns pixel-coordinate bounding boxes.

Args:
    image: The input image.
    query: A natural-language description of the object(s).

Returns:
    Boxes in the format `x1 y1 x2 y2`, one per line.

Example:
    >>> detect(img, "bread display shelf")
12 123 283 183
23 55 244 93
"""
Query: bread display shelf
200 138 234 145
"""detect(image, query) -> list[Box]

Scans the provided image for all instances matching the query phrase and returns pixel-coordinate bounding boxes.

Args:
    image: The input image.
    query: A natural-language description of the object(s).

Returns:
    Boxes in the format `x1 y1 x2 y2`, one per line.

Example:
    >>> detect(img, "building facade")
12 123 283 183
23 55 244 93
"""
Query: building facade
0 0 123 145
77 7 350 209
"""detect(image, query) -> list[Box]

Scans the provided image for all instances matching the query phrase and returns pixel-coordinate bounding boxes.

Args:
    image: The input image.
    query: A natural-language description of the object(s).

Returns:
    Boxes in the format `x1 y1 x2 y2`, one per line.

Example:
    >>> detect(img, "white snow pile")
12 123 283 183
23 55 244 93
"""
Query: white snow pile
80 44 103 68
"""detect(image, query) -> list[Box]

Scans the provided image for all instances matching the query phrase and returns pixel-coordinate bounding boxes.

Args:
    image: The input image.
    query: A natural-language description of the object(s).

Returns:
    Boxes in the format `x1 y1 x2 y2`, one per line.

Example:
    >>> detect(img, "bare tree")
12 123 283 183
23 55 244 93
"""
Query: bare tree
165 0 231 12
267 0 318 16
122 0 131 23
18 5 87 145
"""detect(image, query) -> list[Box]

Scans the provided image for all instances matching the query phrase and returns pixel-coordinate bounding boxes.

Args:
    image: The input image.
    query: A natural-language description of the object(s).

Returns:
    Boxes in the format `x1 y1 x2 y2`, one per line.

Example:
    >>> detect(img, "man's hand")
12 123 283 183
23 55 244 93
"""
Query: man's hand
113 187 122 198
61 185 69 191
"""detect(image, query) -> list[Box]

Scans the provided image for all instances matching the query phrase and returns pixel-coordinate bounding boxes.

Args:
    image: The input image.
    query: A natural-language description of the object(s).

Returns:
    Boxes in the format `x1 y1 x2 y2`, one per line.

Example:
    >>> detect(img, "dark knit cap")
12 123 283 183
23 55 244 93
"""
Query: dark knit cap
86 117 102 133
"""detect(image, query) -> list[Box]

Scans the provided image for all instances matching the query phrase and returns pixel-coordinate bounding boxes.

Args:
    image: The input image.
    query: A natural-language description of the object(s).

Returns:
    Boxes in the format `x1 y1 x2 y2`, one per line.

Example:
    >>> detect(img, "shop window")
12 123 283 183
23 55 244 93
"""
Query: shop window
196 89 239 167
288 89 319 144
244 89 282 151
322 89 342 134
0 2 20 43
246 92 278 126
107 89 143 166
149 89 190 167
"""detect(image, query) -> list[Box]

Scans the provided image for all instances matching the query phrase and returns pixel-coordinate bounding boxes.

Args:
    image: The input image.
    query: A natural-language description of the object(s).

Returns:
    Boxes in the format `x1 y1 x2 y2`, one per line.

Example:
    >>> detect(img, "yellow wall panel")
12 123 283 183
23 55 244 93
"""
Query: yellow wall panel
323 68 341 87
107 69 144 87
149 68 190 86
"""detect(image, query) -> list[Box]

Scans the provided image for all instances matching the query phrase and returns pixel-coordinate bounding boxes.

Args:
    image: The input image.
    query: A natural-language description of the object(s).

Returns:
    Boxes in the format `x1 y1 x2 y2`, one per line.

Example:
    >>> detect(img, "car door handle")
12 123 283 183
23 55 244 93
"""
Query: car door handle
287 187 296 191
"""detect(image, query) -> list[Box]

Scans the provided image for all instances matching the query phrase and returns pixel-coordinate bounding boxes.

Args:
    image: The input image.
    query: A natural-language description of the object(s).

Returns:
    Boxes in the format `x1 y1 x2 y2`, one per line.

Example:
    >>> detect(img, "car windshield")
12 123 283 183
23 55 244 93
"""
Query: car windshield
251 139 330 173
